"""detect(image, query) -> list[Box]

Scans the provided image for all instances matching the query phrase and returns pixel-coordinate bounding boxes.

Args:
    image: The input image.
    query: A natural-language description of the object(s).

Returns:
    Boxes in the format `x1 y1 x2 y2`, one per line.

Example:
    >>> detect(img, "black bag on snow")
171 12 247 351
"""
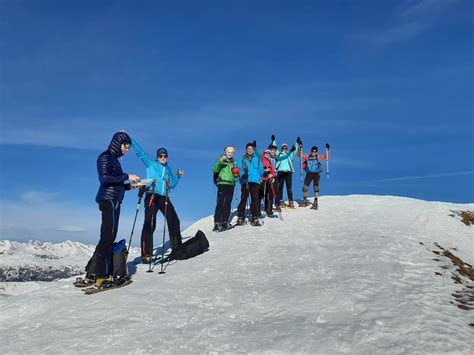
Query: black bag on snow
170 230 209 260
85 239 128 279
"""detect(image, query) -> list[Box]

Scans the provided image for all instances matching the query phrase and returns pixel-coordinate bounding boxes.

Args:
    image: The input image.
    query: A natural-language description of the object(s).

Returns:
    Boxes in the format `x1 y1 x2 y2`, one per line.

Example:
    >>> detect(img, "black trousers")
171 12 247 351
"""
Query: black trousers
303 172 321 198
277 171 294 202
141 193 182 258
237 183 260 219
214 184 235 224
259 180 274 215
94 200 121 278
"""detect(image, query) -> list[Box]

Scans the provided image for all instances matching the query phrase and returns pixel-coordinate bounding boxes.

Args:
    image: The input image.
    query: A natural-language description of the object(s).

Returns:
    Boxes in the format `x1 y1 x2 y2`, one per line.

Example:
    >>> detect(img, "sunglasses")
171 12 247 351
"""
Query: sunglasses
311 150 317 153
281 147 288 150
123 143 131 149
158 154 168 158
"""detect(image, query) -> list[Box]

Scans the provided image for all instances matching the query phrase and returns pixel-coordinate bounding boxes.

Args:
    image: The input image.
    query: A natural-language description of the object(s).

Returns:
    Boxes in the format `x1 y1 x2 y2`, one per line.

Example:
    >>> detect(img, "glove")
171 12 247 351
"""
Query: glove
252 140 257 148
290 144 296 153
219 155 227 163
325 143 330 150
231 166 240 177
213 172 219 186
138 185 147 197
296 137 302 145
177 169 184 176
271 134 275 141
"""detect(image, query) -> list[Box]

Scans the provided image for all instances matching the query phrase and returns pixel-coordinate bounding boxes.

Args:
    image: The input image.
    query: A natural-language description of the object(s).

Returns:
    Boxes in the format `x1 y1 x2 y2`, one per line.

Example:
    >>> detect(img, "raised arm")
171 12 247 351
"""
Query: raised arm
318 144 331 161
131 138 153 168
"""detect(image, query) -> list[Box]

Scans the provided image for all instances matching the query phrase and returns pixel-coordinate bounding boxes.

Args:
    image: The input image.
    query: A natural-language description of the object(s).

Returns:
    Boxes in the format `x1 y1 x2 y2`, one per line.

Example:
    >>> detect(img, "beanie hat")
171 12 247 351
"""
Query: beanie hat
311 146 318 152
246 142 254 149
156 147 168 157
281 143 288 149
268 144 277 150
263 149 271 154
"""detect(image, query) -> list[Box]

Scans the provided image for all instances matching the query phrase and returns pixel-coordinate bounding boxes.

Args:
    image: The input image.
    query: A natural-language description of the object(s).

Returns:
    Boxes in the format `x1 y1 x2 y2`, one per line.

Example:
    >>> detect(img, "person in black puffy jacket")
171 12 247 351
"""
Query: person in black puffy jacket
88 131 140 286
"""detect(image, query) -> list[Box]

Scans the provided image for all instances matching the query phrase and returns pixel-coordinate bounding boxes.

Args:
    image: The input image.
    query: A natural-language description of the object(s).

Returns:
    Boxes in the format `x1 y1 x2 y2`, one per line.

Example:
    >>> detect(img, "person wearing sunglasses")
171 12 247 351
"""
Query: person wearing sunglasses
88 131 141 288
131 138 184 263
297 139 330 210
260 149 277 217
235 142 264 226
270 135 300 209
212 146 240 232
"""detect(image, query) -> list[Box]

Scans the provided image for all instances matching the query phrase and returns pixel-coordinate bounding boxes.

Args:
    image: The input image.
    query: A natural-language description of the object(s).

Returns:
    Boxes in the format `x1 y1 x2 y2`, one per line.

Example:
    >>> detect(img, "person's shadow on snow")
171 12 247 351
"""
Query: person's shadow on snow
127 240 172 276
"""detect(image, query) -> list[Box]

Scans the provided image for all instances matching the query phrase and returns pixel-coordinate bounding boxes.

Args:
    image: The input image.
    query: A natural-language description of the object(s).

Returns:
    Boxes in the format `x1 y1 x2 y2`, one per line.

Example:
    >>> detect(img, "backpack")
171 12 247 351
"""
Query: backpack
85 239 128 279
170 230 209 260
304 157 323 174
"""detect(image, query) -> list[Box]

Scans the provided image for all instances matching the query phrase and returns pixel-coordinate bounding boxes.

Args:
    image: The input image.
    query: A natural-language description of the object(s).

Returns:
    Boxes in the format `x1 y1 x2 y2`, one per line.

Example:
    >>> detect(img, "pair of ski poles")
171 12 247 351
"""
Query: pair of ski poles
126 179 170 275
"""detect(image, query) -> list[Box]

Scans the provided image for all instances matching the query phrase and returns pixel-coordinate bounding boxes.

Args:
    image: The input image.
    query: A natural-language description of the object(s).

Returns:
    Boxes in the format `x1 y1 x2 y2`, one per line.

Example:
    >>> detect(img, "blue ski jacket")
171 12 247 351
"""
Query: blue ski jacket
95 132 132 203
272 140 300 173
132 139 180 196
236 153 264 185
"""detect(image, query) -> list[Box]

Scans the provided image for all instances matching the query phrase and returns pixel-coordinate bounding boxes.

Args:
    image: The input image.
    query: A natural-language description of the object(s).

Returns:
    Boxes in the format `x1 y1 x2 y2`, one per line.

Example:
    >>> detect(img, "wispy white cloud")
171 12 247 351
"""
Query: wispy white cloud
20 191 57 203
57 226 87 233
371 0 462 44
373 170 474 183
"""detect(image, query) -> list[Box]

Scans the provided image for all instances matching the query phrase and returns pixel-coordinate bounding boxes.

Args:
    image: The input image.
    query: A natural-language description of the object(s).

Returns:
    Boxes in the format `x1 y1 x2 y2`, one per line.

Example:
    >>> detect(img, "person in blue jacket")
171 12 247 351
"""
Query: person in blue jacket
271 135 299 208
132 138 184 263
90 131 141 287
235 142 264 226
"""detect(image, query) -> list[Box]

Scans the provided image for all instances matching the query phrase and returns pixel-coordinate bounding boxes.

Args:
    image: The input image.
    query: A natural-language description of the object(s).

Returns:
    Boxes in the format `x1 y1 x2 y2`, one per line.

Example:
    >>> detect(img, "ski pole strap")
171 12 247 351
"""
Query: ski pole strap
148 180 157 207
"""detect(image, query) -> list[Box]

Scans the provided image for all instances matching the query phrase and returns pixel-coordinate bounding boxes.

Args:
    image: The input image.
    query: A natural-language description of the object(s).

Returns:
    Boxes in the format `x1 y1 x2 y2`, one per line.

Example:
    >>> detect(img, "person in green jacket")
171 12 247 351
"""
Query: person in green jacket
212 146 240 231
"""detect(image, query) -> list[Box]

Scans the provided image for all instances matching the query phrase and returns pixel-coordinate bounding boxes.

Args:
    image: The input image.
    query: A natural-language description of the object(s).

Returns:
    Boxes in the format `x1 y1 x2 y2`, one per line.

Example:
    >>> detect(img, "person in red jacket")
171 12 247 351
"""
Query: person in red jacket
298 140 330 210
260 149 277 217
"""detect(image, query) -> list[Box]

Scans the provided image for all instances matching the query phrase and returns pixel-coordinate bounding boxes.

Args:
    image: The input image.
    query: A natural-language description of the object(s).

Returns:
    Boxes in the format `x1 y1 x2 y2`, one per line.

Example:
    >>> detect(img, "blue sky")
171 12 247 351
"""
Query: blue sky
1 0 473 244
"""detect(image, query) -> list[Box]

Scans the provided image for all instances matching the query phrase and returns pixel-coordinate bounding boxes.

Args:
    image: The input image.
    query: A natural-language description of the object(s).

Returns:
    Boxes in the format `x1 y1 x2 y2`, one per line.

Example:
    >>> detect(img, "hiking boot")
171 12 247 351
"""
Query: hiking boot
235 217 245 226
212 223 221 232
250 217 261 227
141 256 154 264
95 276 113 288
221 222 233 231
279 201 287 209
301 198 310 207
288 201 296 209
311 199 319 210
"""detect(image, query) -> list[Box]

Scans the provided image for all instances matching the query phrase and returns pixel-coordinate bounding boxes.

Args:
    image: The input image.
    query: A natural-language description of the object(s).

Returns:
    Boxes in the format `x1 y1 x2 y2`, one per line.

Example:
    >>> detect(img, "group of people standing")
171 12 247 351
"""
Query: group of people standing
87 131 330 288
212 135 330 231
87 131 184 287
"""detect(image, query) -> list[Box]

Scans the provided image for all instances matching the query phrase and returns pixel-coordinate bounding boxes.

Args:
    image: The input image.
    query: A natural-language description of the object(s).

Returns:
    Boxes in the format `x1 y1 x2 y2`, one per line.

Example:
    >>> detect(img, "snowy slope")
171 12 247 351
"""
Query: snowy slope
0 195 473 354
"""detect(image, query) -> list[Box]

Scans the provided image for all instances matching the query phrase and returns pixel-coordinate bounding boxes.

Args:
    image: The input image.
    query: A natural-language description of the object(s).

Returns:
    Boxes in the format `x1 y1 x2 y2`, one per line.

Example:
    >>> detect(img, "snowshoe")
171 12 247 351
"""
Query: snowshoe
279 201 288 209
73 276 95 288
250 217 261 227
141 256 155 264
212 223 221 232
235 217 245 226
82 275 132 295
287 201 296 209
300 199 310 207
274 206 282 212
220 222 233 231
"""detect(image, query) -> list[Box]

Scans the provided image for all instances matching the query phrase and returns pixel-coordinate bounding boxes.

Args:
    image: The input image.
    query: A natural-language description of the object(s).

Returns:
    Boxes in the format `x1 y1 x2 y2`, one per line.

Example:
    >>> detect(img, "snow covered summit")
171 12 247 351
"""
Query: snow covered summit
0 195 473 353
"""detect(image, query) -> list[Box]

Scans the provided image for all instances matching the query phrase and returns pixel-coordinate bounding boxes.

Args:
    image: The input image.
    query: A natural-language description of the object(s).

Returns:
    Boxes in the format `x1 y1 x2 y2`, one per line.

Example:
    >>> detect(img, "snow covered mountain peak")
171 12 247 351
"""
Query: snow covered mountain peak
1 195 473 353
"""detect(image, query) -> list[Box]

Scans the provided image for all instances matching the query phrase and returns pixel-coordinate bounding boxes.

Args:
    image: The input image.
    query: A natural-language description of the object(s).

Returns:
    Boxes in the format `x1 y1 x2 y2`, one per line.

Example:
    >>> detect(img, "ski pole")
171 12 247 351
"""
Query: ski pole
270 182 283 221
158 179 170 275
260 180 266 225
126 186 147 258
326 144 330 179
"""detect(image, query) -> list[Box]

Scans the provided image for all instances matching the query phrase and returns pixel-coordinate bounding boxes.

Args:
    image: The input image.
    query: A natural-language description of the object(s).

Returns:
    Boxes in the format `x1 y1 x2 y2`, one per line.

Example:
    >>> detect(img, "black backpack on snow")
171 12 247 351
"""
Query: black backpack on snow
85 239 128 280
170 230 209 260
